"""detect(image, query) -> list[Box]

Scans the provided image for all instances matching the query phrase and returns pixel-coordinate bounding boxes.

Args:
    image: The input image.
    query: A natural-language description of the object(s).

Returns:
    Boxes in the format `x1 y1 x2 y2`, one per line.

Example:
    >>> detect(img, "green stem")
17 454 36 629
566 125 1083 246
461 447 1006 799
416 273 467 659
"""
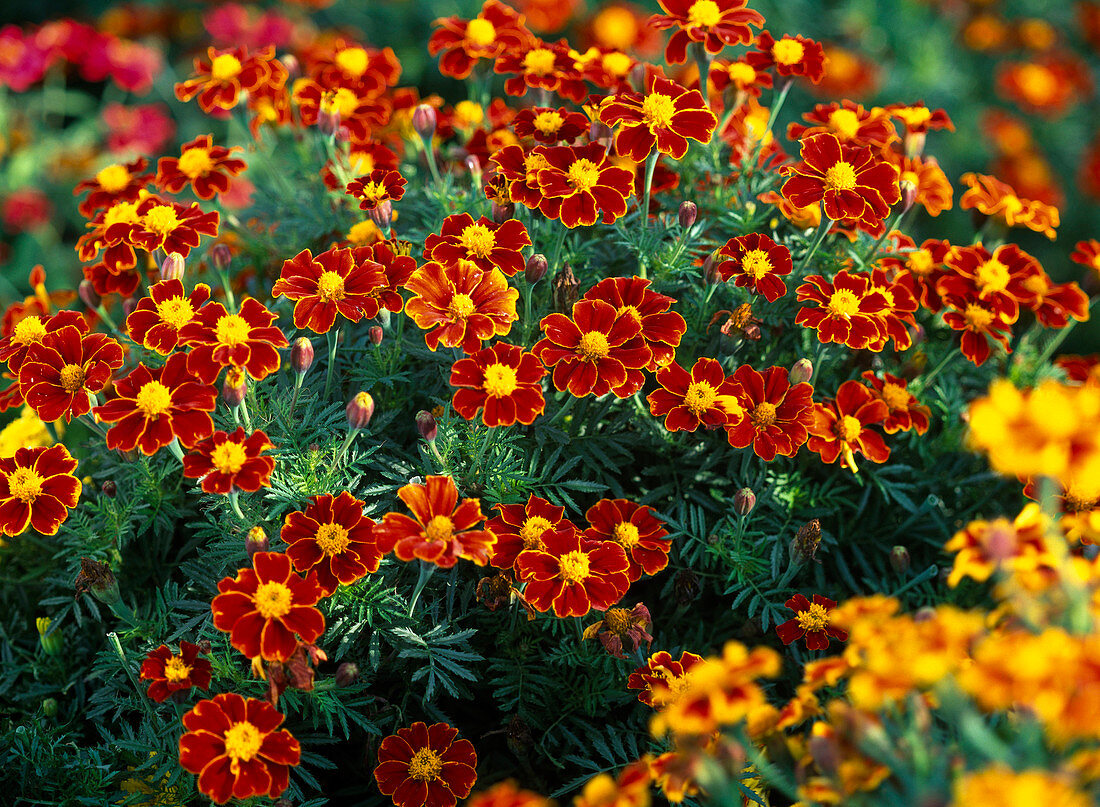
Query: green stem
289 373 304 421
408 561 436 616
639 152 659 280
337 427 360 463
863 205 907 264
237 395 253 433
691 43 712 108
548 393 580 426
218 269 236 311
915 347 958 392
108 632 156 719
324 327 341 400
167 438 185 463
747 78 793 171
794 211 832 276
420 133 442 184
228 490 245 520
1034 296 1096 368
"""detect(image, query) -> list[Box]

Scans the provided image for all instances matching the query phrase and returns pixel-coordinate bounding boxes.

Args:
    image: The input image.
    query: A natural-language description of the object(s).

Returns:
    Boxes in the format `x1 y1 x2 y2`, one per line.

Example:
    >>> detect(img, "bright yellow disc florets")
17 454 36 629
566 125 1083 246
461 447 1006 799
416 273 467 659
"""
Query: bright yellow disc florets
577 331 610 361
253 581 293 619
315 522 351 556
316 271 347 303
558 549 591 583
520 516 552 549
465 18 497 48
425 514 455 544
740 249 772 279
641 92 677 130
686 0 721 28
448 293 476 319
827 289 860 317
459 224 497 259
684 381 718 415
523 48 557 76
7 467 44 503
407 747 444 781
215 314 251 347
613 522 641 548
211 441 247 474
142 205 181 237
836 414 862 443
823 161 858 192
157 297 196 329
222 721 262 763
796 602 829 632
178 147 214 179
773 37 806 65
163 655 192 683
482 363 519 397
95 164 132 193
12 316 46 346
135 381 173 418
59 364 86 394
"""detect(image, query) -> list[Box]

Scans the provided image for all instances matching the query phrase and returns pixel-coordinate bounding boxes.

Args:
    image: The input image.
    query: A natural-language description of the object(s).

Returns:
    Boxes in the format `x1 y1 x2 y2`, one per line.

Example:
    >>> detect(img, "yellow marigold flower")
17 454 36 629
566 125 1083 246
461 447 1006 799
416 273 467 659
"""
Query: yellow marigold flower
953 766 1090 807
944 502 1060 587
0 406 55 457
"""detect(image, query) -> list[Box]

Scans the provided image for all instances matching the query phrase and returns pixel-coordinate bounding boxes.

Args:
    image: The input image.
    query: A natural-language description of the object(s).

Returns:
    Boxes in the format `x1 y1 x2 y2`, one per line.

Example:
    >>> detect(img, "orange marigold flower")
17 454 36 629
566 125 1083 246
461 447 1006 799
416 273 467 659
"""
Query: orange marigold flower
574 761 652 807
959 172 1059 240
75 198 144 275
886 101 954 136
647 357 746 432
649 0 764 65
716 232 792 302
533 143 635 228
725 364 815 460
884 237 953 314
73 157 153 217
487 494 571 571
404 260 518 353
424 213 531 277
583 603 653 658
156 135 247 200
466 781 551 807
292 80 388 142
628 649 705 707
583 276 686 370
1020 269 1089 330
747 32 827 84
954 767 1090 807
944 503 1056 587
211 551 325 662
533 299 650 398
374 722 477 807
599 75 717 162
494 39 586 103
512 105 589 144
179 298 288 385
861 371 930 435
93 353 217 455
182 427 275 494
273 247 390 333
865 266 919 352
140 641 212 703
132 196 220 258
450 341 547 427
282 492 382 597
1023 475 1100 545
893 153 953 216
126 280 211 355
807 380 890 474
346 169 407 211
1071 239 1100 277
795 270 888 350
19 326 123 423
353 240 418 313
429 0 533 80
996 56 1090 117
584 498 671 582
374 475 496 568
708 57 772 99
1055 354 1100 385
0 310 85 378
178 693 300 804
776 593 846 650
939 243 1043 324
302 40 399 96
940 293 1013 367
780 133 900 230
514 524 630 617
0 444 80 537
787 101 896 149
175 46 286 114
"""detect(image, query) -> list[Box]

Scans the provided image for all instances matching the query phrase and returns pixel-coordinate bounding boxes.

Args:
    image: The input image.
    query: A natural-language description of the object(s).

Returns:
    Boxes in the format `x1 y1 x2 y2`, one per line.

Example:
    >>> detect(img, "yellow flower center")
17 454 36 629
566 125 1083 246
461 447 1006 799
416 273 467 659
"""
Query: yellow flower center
567 158 602 191
163 655 192 683
347 220 382 244
976 258 1010 292
836 414 862 443
880 383 910 411
425 514 454 544
613 522 641 548
602 51 634 77
523 48 557 76
142 205 181 238
520 516 552 549
454 100 484 128
155 296 196 330
773 37 806 65
459 224 497 258
907 249 934 276
1016 63 1057 102
320 88 360 119
828 108 861 141
796 602 829 632
211 440 247 474
558 549 591 583
465 17 497 47
222 721 263 764
253 581 293 620
641 92 677 130
317 271 346 303
135 381 173 418
210 53 243 82
177 147 215 179
7 467 44 503
894 106 931 129
354 180 388 204
726 61 756 85
482 363 519 397
901 170 920 189
964 304 994 330
750 401 777 428
103 200 141 228
315 522 351 556
740 249 773 279
687 0 721 28
95 164 132 193
533 110 565 136
824 161 858 192
684 381 719 415
59 364 86 394
577 330 610 361
215 314 251 347
827 289 860 317
408 747 444 781
448 293 476 319
335 47 369 77
12 315 46 347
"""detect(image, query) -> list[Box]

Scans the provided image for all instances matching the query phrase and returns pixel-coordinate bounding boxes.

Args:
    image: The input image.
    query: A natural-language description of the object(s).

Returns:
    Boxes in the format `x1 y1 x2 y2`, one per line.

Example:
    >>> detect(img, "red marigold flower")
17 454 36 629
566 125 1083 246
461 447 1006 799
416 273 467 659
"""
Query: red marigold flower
0 444 80 537
1071 239 1100 277
715 232 792 302
584 498 671 582
450 341 547 427
725 364 815 460
747 32 827 83
125 280 210 355
93 353 217 455
533 143 635 228
156 135 247 200
582 602 653 658
374 722 477 807
795 270 889 350
282 492 382 597
211 551 325 662
374 475 496 568
583 276 686 370
0 309 86 381
996 56 1090 118
864 267 919 353
353 240 418 313
861 371 931 435
178 297 288 384
787 101 896 149
514 524 630 617
709 57 772 99
430 0 533 80
140 641 212 703
466 781 551 807
75 199 144 275
775 593 847 650
959 172 1059 240
132 197 220 258
1024 272 1089 330
182 427 275 494
512 106 589 144
883 237 953 314
533 299 650 399
404 260 518 354
18 325 122 423
886 102 954 136
346 169 407 211
649 0 764 64
175 46 285 114
494 39 586 103
647 357 746 432
599 75 717 162
780 134 900 229
807 380 890 474
488 144 550 215
273 247 390 333
73 158 153 217
487 494 571 571
627 649 705 707
178 692 300 804
292 80 388 143
424 213 531 278
940 293 1013 367
939 243 1041 323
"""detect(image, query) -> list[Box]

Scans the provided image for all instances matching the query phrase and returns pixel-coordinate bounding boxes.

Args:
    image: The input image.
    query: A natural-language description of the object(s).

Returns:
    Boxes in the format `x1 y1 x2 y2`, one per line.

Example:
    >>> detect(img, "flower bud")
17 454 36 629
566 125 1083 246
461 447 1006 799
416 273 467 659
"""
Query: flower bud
464 154 482 186
78 279 101 310
899 177 918 213
211 243 232 272
197 639 212 654
122 297 138 319
525 253 548 284
369 325 383 345
335 662 360 688
412 104 438 141
74 557 120 605
889 545 911 574
914 606 936 623
733 487 756 516
491 200 515 223
280 54 300 81
551 263 580 313
318 107 340 136
789 359 814 385
101 480 117 498
42 697 58 718
290 337 314 375
246 526 269 558
36 617 63 656
415 409 437 442
222 368 247 408
702 251 722 284
369 200 392 231
346 391 375 429
160 251 185 282
673 569 701 606
789 518 822 565
678 200 698 229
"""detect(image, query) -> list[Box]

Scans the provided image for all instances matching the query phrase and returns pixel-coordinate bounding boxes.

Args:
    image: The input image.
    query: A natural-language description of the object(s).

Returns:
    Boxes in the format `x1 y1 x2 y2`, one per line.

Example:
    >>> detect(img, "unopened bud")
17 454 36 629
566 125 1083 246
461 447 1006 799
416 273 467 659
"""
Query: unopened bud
78 279 101 310
335 662 360 687
346 391 375 429
42 697 59 718
464 154 482 186
789 359 814 385
122 297 138 319
197 639 212 654
900 178 918 213
525 253 548 284
211 243 232 272
369 325 383 345
291 337 314 375
160 251 185 282
913 606 936 623
673 569 701 606
318 107 340 136
36 617 63 656
101 480 117 498
491 201 515 223
246 526 269 558
280 54 300 81
416 409 437 442
222 368 247 408
703 251 722 284
678 200 698 229
412 104 438 141
551 263 580 313
889 545 911 574
74 557 120 605
369 200 392 231
733 487 756 516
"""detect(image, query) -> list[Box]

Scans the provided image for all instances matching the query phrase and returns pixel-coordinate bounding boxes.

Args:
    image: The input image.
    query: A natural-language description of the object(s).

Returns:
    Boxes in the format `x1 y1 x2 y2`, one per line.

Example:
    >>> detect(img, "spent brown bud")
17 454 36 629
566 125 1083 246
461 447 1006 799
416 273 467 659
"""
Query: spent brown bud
160 251 185 282
673 569 701 606
246 526 269 558
211 243 232 272
551 263 580 313
678 200 698 229
334 662 360 688
369 325 384 345
789 358 814 385
74 558 120 605
733 487 756 516
416 410 437 442
346 392 375 430
290 337 314 375
222 368 247 408
78 279 101 310
491 201 515 223
789 518 822 565
412 104 438 141
525 253 548 284
890 545 911 574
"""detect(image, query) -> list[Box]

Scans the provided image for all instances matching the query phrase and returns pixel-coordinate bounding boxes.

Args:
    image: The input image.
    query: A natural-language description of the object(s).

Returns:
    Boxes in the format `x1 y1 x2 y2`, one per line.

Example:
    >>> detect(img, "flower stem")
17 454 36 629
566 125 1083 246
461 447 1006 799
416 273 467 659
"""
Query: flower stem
915 347 958 392
218 268 236 311
795 211 832 276
408 561 437 616
639 151 659 280
747 78 792 171
337 427 360 463
323 327 340 400
108 632 156 719
228 490 245 520
419 133 442 185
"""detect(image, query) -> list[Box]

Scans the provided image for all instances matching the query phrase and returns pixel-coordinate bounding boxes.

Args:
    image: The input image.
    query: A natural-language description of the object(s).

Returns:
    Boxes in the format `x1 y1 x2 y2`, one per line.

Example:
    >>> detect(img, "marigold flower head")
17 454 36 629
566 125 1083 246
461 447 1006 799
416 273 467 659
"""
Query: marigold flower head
450 341 547 427
532 143 635 228
140 641 212 703
513 105 589 144
775 593 847 650
891 153 953 216
375 721 477 807
860 371 930 435
584 498 671 582
648 0 764 64
582 602 653 658
282 492 382 596
175 46 285 114
709 57 772 100
346 169 407 212
647 357 746 433
996 56 1091 117
156 135 246 200
953 766 1090 807
466 780 551 807
494 39 586 103
404 260 518 353
273 247 390 333
424 213 531 277
944 502 1059 587
429 0 533 80
599 75 717 162
132 197 221 259
807 380 890 474
725 364 815 460
959 172 1059 239
178 297 288 385
182 427 275 495
628 650 705 707
787 101 895 149
487 494 571 571
573 760 651 807
715 232 792 302
0 444 80 537
795 270 889 351
747 32 827 83
583 276 686 371
19 326 123 423
939 292 1014 368
514 524 631 617
292 79 388 142
74 157 153 217
939 243 1042 324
